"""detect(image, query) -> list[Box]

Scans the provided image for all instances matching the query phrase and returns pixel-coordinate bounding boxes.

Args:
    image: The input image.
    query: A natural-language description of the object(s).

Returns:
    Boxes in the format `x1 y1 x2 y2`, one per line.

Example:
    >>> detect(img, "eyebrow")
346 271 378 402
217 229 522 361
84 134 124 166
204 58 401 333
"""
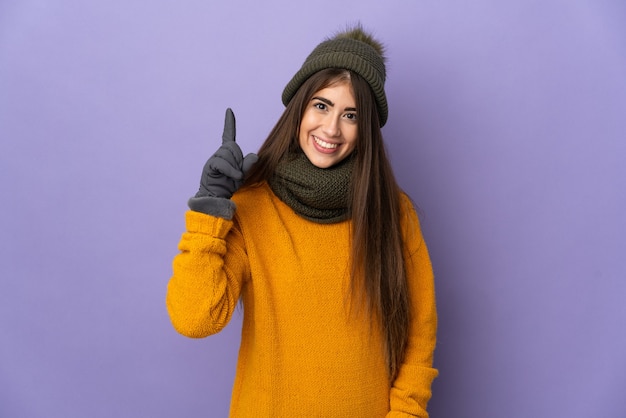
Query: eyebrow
312 96 357 112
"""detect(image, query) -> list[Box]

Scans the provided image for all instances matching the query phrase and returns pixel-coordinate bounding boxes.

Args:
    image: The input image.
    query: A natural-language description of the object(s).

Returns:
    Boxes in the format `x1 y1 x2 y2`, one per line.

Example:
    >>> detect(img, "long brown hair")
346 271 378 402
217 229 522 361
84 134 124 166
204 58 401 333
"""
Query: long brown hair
245 68 410 382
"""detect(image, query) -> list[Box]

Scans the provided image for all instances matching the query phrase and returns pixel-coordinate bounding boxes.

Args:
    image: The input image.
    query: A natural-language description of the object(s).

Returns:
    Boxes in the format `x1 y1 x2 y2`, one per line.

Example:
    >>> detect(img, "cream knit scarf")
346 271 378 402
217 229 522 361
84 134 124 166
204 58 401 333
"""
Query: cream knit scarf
269 151 354 224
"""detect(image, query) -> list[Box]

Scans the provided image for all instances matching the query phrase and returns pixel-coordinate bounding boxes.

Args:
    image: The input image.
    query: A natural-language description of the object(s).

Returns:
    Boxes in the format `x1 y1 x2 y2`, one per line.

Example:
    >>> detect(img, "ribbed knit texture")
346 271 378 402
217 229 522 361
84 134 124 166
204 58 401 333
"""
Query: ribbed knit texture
268 151 353 224
282 36 388 126
166 182 438 417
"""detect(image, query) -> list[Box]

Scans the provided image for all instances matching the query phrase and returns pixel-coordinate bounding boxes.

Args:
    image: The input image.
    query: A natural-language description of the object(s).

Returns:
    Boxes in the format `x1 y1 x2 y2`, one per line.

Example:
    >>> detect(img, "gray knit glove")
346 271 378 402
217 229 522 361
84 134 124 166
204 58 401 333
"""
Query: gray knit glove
188 108 258 219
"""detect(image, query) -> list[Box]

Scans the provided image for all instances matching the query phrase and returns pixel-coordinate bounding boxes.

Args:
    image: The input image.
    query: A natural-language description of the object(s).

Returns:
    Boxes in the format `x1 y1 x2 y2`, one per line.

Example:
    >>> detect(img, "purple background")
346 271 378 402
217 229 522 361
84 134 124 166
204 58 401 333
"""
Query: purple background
1 1 625 417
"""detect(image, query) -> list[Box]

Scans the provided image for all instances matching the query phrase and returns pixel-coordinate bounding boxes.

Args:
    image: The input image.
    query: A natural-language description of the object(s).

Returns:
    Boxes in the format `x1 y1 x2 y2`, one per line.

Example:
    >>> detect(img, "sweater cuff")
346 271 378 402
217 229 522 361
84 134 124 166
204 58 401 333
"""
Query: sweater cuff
185 210 233 238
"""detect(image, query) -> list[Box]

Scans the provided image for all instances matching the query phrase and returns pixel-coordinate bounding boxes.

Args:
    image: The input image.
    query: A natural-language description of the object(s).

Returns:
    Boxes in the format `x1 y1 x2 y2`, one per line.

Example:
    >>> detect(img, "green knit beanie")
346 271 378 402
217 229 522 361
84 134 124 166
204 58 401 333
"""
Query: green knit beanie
281 26 388 127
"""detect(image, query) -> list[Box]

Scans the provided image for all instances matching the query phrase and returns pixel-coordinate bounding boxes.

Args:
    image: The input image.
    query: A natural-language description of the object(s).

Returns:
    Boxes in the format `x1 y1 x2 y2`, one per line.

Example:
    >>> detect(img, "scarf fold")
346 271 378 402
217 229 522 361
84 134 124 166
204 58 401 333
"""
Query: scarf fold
268 152 354 224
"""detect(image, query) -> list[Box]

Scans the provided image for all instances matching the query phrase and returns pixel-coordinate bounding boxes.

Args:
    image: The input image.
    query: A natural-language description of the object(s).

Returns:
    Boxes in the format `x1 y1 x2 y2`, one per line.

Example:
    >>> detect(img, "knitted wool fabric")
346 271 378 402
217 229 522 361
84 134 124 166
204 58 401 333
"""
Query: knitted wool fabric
268 152 353 224
166 184 439 416
282 28 388 126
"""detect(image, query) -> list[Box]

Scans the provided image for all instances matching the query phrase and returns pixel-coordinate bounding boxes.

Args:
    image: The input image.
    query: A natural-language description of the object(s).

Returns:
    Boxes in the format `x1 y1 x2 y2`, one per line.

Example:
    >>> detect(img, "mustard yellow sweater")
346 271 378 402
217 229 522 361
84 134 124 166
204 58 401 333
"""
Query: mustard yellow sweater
167 182 438 417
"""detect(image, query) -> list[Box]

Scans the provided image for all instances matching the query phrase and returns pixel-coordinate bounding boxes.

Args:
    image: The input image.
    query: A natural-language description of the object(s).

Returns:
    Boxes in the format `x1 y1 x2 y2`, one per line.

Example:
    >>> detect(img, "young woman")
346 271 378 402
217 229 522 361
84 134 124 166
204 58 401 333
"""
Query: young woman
167 26 438 417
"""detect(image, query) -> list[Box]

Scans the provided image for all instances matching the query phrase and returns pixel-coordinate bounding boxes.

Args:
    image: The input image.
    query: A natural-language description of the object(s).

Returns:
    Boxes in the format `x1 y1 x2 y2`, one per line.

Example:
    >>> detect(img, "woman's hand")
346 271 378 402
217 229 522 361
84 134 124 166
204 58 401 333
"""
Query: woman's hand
195 108 258 199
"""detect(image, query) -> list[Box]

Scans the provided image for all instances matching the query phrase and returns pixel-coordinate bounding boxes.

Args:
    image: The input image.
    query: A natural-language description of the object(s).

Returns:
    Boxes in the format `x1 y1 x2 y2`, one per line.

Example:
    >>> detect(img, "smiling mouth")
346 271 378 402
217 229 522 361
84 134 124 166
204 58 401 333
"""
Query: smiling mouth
314 136 338 149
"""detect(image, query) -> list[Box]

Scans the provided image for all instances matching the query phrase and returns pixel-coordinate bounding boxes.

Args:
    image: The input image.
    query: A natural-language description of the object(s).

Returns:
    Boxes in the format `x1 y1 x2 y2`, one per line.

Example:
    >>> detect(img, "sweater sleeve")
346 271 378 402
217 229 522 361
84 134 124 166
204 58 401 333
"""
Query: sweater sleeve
166 210 250 338
387 197 439 418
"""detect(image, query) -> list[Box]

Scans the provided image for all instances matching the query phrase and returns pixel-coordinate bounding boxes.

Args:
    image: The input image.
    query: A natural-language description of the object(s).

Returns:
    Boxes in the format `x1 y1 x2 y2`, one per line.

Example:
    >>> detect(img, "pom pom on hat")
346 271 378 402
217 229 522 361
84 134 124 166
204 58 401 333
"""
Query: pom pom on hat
282 24 389 126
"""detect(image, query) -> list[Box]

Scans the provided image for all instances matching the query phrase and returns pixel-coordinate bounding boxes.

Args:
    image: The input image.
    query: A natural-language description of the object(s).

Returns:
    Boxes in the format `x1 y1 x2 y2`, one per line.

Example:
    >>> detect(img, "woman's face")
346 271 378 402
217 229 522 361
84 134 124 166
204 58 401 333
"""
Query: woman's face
298 81 358 168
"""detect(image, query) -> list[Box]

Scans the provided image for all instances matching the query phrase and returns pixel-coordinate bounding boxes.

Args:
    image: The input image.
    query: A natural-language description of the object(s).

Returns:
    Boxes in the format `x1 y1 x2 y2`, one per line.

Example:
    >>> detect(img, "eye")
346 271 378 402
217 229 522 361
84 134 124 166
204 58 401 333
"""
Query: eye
313 102 327 111
344 112 357 121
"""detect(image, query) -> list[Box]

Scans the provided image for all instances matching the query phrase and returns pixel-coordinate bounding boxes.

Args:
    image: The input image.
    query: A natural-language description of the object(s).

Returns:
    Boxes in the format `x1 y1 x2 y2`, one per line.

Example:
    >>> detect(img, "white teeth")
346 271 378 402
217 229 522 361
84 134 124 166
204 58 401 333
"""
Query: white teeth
314 136 338 149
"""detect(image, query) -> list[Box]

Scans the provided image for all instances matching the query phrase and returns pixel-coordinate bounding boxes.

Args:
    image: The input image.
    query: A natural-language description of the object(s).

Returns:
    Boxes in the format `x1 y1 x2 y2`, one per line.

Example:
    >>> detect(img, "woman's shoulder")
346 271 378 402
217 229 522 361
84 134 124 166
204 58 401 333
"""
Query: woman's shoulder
398 191 425 252
398 191 419 222
231 182 276 217
233 181 271 201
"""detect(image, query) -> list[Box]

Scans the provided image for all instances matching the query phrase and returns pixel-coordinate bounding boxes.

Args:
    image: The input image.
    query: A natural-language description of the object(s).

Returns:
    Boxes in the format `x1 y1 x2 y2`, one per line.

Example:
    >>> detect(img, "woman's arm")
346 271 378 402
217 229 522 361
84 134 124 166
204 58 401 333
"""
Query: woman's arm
166 210 250 338
387 197 439 417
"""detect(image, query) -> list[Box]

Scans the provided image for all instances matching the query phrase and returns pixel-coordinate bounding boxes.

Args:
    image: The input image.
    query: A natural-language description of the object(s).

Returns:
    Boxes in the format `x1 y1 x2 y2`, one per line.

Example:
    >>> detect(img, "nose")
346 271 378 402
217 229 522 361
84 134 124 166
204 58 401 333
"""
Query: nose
322 115 341 138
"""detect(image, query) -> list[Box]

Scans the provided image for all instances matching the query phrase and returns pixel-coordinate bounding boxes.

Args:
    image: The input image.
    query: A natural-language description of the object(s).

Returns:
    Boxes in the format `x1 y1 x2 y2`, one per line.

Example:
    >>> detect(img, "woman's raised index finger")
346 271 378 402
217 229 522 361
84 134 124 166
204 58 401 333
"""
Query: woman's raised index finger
222 108 236 144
